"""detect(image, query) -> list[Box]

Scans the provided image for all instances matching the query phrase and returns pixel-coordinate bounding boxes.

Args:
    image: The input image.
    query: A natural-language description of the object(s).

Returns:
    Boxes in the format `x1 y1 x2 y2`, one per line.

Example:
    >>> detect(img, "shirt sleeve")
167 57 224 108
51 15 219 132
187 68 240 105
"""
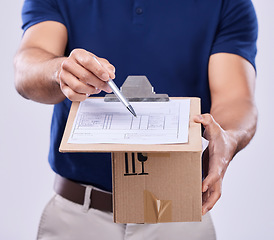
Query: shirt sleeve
211 0 258 70
22 0 65 32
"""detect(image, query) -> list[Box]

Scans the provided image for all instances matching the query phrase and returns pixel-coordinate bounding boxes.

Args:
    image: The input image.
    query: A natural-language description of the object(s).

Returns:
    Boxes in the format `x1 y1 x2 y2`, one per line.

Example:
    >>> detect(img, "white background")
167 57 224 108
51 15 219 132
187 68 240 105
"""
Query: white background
0 1 273 239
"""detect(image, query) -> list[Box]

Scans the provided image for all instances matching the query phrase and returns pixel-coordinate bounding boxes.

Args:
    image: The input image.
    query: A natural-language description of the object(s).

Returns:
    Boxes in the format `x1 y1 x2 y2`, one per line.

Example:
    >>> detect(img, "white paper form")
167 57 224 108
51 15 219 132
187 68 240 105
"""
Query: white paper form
68 99 190 144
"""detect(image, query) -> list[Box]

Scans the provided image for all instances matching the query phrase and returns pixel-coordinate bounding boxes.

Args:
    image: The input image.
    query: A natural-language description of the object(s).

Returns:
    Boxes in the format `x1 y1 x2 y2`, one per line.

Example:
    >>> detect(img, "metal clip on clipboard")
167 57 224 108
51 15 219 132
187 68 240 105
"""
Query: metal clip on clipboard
104 76 169 102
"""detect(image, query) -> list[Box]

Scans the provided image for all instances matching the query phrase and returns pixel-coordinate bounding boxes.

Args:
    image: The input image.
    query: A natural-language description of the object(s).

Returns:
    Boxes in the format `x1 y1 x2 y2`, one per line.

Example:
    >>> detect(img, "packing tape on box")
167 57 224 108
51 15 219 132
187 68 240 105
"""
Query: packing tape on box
144 190 172 223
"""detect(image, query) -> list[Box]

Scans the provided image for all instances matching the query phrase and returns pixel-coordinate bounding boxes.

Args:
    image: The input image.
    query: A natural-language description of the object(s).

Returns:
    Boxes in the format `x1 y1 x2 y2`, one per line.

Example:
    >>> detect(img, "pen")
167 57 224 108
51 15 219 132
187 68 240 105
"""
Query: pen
92 56 137 117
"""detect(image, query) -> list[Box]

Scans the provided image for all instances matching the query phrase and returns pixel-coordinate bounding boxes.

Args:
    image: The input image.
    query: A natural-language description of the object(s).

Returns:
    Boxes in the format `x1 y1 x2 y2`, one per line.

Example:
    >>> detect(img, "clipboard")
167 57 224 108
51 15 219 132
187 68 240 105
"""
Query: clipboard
59 76 201 153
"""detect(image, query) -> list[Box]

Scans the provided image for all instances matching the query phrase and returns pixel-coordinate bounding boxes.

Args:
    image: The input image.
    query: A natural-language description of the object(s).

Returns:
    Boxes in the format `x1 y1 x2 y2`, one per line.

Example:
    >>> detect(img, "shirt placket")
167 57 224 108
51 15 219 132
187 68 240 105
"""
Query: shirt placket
133 0 145 25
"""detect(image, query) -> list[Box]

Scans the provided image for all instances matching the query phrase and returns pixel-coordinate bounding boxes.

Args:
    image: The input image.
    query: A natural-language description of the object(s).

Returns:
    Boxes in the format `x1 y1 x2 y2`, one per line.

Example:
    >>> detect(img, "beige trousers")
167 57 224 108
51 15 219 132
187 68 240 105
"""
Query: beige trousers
37 194 216 240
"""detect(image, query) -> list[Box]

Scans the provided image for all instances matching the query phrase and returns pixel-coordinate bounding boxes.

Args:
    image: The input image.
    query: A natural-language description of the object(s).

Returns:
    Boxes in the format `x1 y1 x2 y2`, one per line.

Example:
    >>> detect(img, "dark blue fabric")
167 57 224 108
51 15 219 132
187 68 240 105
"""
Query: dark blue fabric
22 0 258 192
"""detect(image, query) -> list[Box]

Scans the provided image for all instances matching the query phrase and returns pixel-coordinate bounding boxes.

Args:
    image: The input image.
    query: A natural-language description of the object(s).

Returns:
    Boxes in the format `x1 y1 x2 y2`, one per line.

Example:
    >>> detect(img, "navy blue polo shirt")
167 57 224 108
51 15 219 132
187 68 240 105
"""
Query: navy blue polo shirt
22 0 257 192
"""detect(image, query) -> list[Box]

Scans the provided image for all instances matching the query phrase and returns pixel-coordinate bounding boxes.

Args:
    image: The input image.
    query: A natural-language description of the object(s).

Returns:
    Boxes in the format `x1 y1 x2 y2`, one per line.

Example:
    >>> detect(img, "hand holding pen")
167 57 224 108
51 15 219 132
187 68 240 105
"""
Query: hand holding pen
59 49 115 100
58 49 136 116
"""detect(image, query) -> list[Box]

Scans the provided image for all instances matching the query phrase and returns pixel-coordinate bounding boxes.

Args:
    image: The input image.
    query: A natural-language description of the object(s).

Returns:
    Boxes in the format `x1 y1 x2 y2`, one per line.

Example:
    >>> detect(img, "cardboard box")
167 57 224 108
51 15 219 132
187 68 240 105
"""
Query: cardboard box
60 97 202 223
112 98 202 223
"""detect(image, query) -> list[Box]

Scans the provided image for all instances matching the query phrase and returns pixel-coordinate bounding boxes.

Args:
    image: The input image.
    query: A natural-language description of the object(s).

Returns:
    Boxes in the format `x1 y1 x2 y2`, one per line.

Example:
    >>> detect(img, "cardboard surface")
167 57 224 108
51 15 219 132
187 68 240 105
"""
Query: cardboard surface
112 152 202 223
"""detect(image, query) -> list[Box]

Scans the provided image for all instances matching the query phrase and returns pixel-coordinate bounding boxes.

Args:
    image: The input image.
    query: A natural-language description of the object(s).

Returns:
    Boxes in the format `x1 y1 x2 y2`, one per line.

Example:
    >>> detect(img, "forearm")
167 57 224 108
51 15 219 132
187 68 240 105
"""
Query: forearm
210 98 258 155
195 53 257 214
14 47 66 104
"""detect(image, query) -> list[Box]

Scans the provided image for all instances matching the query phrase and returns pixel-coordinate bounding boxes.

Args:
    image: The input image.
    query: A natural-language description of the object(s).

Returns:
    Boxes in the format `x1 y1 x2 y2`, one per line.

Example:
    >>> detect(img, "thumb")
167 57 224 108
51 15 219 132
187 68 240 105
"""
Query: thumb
193 114 221 140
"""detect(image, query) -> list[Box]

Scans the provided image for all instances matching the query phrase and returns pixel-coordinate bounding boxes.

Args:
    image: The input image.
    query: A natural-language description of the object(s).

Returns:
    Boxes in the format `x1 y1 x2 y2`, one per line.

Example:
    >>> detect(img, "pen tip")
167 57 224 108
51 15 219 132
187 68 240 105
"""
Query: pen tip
127 105 137 117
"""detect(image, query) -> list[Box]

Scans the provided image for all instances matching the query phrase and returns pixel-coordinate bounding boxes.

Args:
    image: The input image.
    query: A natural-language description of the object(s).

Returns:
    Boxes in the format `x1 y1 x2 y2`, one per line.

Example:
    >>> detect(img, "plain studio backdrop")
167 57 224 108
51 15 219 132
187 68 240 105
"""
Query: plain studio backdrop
1 1 273 239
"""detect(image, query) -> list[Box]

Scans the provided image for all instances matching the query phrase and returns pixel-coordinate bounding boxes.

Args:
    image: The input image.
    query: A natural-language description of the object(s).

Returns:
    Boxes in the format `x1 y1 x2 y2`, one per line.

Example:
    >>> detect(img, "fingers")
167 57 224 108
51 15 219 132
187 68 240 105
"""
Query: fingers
202 171 221 193
60 81 88 102
97 57 116 79
71 49 114 82
201 145 224 214
61 58 111 92
194 113 233 215
60 71 101 101
202 179 222 215
59 49 116 101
